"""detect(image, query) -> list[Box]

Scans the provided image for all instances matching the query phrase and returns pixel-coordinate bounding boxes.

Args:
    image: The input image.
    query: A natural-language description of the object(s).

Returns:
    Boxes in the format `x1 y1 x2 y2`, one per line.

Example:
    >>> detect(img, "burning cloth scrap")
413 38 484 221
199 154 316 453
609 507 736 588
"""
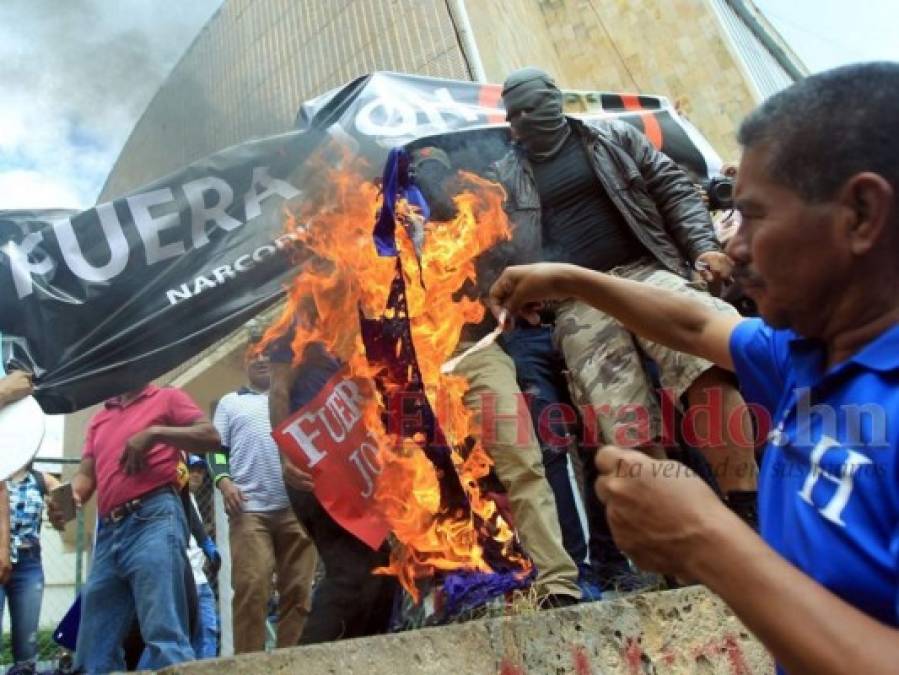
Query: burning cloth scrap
364 149 533 616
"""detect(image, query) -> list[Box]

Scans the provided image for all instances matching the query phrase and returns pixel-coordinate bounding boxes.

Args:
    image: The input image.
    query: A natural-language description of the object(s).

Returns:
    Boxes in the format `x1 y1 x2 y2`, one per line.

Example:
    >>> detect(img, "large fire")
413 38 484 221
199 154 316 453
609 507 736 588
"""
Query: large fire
261 149 530 601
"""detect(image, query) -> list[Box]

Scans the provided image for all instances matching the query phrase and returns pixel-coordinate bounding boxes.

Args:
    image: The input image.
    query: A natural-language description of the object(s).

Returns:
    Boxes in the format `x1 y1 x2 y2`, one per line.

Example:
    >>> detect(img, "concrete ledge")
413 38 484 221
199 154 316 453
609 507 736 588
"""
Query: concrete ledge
164 586 772 674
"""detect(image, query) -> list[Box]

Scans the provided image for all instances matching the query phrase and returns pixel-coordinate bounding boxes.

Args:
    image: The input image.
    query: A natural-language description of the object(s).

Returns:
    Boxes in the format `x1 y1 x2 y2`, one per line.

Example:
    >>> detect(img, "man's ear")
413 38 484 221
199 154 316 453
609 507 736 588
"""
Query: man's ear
840 172 895 255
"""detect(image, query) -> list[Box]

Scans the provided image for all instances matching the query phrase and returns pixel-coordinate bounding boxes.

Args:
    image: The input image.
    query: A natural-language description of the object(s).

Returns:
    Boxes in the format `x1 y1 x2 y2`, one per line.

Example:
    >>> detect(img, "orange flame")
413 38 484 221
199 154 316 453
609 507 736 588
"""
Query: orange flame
262 150 530 601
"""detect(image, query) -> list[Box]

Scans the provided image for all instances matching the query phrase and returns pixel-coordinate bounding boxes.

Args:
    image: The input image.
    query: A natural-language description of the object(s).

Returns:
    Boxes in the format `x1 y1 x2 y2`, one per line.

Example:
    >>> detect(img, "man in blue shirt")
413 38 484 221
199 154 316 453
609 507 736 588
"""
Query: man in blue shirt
489 62 899 673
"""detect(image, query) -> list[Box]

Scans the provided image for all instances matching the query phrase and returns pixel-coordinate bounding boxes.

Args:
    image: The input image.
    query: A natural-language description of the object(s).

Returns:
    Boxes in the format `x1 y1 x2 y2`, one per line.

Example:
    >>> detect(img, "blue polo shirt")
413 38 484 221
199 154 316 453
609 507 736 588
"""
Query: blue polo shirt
730 318 899 628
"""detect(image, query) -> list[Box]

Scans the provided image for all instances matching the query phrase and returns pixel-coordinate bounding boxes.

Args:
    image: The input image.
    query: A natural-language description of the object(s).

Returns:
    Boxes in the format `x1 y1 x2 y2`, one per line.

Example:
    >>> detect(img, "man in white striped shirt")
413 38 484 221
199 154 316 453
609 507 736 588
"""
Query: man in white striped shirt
210 351 317 654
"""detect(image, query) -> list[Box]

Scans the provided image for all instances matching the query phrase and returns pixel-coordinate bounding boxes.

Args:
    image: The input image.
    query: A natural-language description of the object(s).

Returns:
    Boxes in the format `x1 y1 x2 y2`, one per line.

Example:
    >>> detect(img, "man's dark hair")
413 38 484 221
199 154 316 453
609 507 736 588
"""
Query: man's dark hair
738 62 899 202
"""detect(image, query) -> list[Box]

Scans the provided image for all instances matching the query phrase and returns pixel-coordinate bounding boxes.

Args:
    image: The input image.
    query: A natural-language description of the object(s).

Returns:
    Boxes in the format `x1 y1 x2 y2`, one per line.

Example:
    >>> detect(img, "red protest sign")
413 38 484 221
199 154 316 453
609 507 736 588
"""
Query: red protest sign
271 369 390 550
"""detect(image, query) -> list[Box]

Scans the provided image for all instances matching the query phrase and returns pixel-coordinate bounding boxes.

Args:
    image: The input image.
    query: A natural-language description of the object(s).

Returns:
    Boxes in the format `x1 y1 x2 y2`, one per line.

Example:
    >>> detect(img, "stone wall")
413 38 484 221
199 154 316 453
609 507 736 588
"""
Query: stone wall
164 587 772 675
466 0 760 160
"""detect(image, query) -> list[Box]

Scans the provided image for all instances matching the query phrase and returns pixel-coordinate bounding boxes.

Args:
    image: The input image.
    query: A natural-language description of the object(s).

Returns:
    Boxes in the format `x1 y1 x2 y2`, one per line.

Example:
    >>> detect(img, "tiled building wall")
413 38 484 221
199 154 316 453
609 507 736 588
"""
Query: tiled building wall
99 0 470 200
463 1 567 82
466 0 759 160
102 0 765 201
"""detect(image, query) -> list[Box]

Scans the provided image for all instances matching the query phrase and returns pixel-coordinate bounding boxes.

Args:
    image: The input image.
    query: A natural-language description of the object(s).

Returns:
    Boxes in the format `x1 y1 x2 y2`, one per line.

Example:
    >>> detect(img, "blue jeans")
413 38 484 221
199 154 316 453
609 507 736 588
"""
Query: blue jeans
0 546 44 664
500 326 589 569
75 490 195 672
192 582 218 659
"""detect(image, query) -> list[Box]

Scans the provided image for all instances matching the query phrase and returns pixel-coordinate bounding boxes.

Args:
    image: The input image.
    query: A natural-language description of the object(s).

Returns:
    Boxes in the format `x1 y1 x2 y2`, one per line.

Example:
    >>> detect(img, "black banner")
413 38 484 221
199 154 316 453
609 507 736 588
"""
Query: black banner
0 72 720 413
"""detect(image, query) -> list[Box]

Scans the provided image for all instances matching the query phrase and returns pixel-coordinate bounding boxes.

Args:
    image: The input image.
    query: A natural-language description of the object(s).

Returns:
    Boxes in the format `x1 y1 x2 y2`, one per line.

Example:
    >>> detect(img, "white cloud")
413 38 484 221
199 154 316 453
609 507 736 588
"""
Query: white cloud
0 170 84 210
0 0 222 211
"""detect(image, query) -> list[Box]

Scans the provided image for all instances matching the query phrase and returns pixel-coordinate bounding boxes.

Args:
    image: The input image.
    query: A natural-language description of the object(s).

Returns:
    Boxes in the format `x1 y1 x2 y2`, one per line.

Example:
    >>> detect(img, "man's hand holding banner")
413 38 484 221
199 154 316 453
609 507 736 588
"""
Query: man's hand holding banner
271 368 390 550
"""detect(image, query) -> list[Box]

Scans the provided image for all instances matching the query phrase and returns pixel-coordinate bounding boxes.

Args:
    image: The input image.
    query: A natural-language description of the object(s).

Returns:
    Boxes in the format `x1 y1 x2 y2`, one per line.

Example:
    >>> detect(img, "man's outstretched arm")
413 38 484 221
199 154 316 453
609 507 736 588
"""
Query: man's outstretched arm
489 262 743 371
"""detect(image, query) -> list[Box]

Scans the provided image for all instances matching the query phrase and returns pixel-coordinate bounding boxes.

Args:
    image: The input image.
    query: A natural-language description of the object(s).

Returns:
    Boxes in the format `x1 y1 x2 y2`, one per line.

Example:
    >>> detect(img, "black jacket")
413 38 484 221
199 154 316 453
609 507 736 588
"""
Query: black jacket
485 117 720 291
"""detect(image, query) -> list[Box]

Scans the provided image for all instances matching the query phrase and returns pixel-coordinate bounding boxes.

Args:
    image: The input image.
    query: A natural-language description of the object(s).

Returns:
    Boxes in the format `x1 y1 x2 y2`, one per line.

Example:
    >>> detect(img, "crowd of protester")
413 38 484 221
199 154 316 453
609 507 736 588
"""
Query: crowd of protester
0 60 896 674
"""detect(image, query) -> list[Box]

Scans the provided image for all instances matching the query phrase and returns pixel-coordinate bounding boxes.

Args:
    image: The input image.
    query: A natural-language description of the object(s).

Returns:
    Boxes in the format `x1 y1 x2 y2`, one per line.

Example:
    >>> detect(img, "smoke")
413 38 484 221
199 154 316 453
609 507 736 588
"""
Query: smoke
0 0 222 209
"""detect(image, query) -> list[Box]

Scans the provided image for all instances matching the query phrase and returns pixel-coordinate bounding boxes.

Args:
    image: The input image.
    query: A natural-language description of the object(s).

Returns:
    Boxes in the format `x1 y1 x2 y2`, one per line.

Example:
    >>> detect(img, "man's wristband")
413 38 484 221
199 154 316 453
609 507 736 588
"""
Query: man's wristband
209 449 231 487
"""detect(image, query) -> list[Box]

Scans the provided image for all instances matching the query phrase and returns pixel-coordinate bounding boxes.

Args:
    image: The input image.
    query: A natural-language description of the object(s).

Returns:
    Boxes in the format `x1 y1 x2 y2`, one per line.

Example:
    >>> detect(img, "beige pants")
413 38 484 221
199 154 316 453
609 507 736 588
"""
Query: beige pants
455 341 581 599
554 258 739 446
229 508 318 653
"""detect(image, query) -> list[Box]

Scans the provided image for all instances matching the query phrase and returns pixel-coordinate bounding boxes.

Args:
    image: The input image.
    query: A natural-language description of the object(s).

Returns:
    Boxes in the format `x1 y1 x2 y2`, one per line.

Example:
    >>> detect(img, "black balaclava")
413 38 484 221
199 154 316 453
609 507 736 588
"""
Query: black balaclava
412 147 458 221
501 67 570 162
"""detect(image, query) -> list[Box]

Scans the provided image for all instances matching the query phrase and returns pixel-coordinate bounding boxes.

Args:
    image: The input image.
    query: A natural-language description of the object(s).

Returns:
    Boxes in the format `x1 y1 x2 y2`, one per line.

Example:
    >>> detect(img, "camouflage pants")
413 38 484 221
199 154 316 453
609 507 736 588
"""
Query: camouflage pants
553 258 738 447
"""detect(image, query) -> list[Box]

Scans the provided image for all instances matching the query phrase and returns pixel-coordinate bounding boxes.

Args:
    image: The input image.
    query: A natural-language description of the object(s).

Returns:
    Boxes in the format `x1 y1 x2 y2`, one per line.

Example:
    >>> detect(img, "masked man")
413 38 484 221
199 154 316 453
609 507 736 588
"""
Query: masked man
495 68 758 521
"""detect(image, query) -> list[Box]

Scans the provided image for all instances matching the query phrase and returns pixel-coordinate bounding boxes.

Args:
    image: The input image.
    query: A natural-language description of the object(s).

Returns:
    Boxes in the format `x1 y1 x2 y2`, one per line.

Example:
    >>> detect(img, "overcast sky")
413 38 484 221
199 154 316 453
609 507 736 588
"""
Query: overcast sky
1 0 897 211
0 0 223 210
754 0 899 71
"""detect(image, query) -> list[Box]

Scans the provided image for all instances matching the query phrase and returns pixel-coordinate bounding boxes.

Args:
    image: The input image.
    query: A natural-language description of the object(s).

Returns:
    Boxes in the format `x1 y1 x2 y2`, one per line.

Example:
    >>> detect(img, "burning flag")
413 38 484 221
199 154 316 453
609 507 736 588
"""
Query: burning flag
263 143 532 610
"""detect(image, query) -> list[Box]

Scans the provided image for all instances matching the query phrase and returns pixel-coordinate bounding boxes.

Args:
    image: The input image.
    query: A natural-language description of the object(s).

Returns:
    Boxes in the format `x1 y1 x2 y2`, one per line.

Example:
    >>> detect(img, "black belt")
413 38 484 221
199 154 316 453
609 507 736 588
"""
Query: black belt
514 309 557 329
101 485 175 526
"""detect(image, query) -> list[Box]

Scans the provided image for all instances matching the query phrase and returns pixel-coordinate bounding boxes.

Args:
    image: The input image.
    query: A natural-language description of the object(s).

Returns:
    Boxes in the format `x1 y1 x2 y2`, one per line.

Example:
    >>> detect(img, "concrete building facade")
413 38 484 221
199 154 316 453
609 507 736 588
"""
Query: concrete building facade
466 0 805 159
99 0 471 200
68 0 806 507
99 0 804 202
69 0 807 475
67 0 803 449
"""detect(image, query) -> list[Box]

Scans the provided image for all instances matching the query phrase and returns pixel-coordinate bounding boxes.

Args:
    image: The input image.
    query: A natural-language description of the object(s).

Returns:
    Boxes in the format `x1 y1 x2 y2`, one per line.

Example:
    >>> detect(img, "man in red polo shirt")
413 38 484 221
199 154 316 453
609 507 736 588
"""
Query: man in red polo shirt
68 383 219 672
